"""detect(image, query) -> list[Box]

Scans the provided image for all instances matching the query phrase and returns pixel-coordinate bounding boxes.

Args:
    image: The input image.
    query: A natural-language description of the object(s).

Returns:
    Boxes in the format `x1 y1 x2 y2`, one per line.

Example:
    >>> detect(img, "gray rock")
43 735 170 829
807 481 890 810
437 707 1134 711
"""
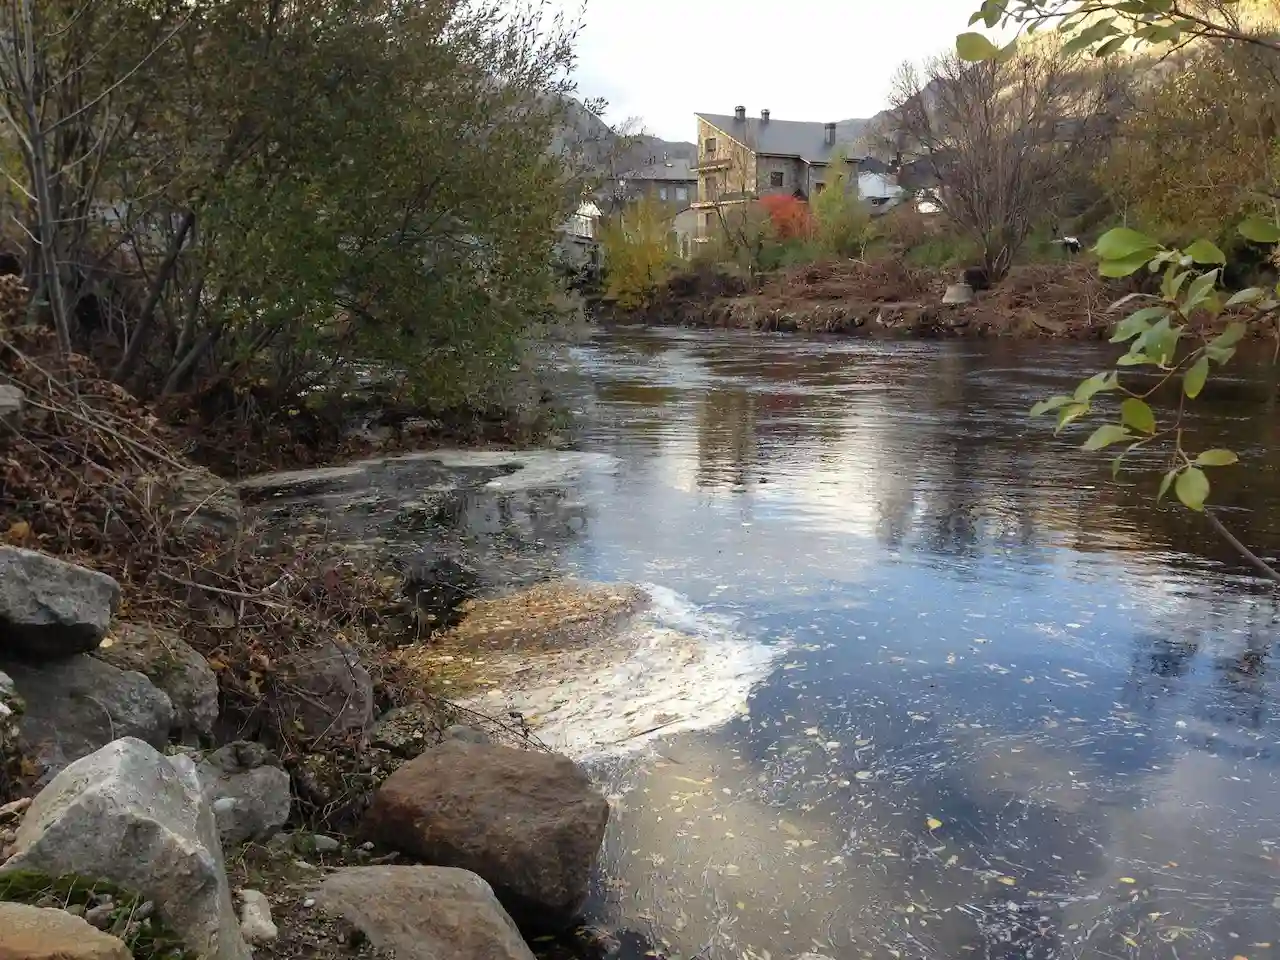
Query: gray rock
83 902 115 930
238 890 277 945
1 656 172 783
136 469 243 549
92 622 218 737
370 704 444 758
444 724 491 745
276 638 373 740
0 901 132 960
1 737 252 960
942 282 974 305
0 547 120 660
314 865 535 960
195 742 291 846
0 670 22 799
362 740 609 931
0 384 22 430
312 834 340 854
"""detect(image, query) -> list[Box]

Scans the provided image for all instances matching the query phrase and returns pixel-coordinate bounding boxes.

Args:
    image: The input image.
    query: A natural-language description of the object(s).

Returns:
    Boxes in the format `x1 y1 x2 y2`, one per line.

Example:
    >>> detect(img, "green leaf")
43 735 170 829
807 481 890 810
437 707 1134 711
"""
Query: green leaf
1141 317 1181 366
1182 269 1219 313
1095 227 1159 261
1110 306 1168 342
1073 370 1117 403
957 32 1000 60
1099 251 1156 278
1183 355 1210 398
1183 239 1226 265
1029 394 1074 416
1209 321 1247 351
1120 397 1156 434
1195 448 1239 466
1095 35 1127 56
1082 424 1130 451
1054 402 1090 434
1225 287 1265 307
1175 466 1210 511
1157 468 1179 502
1162 268 1191 301
1239 217 1280 244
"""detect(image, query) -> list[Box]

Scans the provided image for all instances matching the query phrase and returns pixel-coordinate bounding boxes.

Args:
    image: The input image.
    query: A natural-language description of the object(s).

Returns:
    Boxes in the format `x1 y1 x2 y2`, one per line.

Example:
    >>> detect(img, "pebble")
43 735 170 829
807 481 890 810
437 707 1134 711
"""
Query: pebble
293 859 318 871
63 903 85 918
312 834 340 854
239 889 278 945
358 841 374 851
303 897 317 908
84 902 116 929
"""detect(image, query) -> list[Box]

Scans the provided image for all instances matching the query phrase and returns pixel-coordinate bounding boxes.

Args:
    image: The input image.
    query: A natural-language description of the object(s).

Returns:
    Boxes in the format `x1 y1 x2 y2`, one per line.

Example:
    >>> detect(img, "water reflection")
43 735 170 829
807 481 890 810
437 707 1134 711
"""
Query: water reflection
559 330 1280 960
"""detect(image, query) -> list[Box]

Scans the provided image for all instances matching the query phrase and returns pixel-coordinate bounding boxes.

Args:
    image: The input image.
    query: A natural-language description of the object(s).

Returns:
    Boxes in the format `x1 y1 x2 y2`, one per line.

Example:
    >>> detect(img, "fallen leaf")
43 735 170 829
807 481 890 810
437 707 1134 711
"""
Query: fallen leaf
1119 877 1137 885
927 817 943 831
997 876 1016 886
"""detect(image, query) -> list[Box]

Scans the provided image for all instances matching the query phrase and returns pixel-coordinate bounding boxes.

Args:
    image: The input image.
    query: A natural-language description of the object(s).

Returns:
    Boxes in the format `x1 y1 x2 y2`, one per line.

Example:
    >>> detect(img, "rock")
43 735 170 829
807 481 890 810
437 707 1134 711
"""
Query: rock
0 548 119 660
237 890 277 945
0 385 22 431
82 903 115 930
195 742 291 846
0 738 252 960
0 670 22 799
313 865 535 960
312 834 340 854
137 469 243 549
370 703 444 758
276 638 373 740
444 724 491 745
0 902 132 960
1 657 172 783
361 741 609 931
92 622 218 737
942 282 974 305
795 954 836 960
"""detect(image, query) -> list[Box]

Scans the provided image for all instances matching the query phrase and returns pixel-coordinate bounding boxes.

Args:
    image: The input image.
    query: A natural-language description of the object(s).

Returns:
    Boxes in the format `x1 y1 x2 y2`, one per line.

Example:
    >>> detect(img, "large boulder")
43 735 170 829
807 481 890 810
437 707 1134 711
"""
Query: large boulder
361 741 609 931
0 738 252 960
0 902 131 960
313 865 536 960
276 637 373 741
136 469 243 550
195 741 291 846
1 657 172 783
92 623 218 737
0 548 119 660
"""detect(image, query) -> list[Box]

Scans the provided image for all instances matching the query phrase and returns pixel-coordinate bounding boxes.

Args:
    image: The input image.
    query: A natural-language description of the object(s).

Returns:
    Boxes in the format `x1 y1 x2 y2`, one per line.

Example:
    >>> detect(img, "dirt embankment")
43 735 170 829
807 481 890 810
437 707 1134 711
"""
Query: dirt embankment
601 259 1269 341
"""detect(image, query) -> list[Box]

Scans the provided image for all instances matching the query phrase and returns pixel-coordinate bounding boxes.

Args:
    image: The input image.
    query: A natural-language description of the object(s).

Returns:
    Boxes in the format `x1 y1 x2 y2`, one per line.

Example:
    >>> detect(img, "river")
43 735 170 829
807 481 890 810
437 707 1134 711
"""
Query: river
552 330 1280 960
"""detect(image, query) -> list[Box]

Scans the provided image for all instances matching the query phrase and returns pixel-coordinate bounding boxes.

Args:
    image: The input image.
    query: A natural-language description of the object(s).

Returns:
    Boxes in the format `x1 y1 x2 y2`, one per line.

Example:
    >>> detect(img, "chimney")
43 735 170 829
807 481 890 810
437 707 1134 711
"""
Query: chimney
734 105 746 121
824 122 836 145
761 109 771 123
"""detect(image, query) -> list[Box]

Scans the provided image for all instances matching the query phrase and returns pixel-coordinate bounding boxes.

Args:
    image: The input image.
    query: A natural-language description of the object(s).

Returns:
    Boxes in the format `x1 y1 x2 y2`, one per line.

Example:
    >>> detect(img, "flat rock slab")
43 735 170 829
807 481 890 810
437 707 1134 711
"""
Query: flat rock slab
0 902 131 960
0 548 119 660
1 656 172 782
314 865 535 960
1 737 251 960
362 740 608 931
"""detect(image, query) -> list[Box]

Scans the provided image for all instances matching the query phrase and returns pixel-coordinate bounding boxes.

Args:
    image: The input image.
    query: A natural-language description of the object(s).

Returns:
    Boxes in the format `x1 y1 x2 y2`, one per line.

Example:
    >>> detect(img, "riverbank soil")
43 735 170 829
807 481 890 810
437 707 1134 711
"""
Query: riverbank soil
601 259 1272 340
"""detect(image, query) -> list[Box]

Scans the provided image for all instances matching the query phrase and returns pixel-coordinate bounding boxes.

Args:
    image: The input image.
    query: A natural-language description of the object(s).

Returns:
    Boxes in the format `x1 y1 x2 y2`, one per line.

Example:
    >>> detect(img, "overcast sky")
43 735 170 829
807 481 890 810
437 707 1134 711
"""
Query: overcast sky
551 0 985 142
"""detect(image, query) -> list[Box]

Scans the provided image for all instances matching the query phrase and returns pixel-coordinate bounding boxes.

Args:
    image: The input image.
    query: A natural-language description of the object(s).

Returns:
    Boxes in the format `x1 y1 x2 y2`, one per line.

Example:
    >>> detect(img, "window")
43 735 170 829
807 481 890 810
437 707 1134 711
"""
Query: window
675 186 689 203
704 137 717 155
814 182 826 194
659 186 669 201
769 171 784 188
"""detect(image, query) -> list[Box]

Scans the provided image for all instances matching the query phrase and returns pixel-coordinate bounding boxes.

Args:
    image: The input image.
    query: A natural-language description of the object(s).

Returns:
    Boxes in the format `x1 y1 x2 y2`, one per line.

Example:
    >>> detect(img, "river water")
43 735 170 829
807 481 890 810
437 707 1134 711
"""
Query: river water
544 330 1280 960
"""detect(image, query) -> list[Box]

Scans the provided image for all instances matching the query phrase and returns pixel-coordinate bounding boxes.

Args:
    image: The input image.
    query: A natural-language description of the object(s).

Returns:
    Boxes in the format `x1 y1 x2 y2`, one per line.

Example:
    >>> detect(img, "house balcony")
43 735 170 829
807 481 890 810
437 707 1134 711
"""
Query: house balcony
692 156 732 172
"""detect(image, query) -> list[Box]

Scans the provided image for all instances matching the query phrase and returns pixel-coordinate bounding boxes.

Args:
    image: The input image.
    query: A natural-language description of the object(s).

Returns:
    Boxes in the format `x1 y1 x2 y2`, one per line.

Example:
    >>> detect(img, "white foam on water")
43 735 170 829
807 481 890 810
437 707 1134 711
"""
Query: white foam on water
461 583 782 760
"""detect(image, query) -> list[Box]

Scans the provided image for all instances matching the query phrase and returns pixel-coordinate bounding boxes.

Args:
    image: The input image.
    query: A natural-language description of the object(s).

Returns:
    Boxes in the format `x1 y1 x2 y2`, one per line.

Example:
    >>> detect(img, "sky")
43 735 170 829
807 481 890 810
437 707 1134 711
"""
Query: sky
549 0 989 142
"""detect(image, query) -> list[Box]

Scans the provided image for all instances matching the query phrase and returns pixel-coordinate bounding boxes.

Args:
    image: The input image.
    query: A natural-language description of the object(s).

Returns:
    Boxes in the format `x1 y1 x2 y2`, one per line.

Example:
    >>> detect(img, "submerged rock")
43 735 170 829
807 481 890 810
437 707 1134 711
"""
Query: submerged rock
1 657 172 782
0 902 131 960
0 548 119 660
361 740 609 931
1 738 251 960
313 865 536 960
195 741 291 846
92 622 218 737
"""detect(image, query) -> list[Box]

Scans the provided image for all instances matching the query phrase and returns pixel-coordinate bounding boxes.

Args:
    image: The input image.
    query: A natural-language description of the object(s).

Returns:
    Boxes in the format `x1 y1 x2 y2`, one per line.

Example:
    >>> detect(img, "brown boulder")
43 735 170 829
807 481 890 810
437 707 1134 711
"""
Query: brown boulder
0 902 131 960
362 741 608 931
313 865 535 960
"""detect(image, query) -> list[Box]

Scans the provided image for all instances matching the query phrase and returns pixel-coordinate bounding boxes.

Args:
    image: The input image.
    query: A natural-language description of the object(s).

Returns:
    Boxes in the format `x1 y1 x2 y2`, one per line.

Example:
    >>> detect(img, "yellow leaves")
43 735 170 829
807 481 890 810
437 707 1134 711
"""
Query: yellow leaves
926 817 943 831
1119 876 1137 885
4 520 29 544
996 875 1017 886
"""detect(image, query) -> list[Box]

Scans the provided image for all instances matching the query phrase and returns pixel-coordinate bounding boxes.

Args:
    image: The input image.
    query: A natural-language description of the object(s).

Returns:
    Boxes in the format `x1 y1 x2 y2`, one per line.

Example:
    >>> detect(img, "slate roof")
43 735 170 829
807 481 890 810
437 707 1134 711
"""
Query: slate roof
626 158 696 182
696 113 866 164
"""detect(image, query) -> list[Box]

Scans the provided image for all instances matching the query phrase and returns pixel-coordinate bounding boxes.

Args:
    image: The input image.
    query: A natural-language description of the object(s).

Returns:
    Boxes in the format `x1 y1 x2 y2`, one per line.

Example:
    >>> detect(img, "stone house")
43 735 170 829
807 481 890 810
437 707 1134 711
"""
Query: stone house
692 106 861 239
616 156 697 211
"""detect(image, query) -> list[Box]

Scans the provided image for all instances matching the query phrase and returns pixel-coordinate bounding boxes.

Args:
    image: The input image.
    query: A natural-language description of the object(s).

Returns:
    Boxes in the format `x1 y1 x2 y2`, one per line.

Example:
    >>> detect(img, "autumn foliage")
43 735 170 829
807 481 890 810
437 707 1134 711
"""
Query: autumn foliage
759 195 814 240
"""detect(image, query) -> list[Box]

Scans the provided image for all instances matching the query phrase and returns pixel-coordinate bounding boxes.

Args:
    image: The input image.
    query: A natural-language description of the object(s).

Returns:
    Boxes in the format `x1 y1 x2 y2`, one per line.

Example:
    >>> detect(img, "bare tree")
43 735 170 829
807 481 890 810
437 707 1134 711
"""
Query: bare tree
886 45 1123 281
